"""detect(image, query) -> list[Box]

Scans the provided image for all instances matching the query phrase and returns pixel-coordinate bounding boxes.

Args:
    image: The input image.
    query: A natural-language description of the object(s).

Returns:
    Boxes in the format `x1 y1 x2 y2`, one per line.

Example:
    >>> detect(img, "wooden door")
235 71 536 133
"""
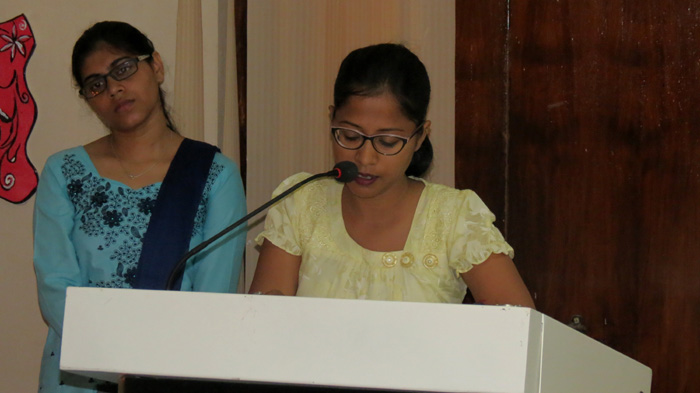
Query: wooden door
456 1 700 392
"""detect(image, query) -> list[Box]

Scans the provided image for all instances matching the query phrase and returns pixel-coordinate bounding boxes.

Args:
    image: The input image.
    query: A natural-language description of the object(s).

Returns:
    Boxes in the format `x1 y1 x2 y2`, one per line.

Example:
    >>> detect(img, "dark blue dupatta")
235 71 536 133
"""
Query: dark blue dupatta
133 138 219 290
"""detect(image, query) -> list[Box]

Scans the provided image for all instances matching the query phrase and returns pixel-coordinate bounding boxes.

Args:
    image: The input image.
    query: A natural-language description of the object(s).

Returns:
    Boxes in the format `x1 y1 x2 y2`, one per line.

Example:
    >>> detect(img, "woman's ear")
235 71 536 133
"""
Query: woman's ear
150 51 165 84
414 120 431 152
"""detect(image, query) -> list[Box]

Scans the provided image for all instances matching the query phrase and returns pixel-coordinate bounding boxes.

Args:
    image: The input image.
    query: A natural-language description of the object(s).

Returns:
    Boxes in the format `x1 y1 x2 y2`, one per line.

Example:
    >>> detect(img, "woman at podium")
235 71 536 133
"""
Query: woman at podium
250 43 534 308
32 21 246 392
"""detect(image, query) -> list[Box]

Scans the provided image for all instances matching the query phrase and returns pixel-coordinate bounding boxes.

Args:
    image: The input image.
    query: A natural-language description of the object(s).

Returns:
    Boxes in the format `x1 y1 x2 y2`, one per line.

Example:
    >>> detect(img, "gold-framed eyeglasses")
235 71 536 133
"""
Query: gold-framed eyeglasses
80 54 151 99
331 123 424 156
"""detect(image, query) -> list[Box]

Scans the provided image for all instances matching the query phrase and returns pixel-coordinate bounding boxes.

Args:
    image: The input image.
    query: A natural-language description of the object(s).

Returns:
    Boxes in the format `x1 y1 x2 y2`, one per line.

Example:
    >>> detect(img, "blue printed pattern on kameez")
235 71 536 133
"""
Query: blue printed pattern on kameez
59 153 223 289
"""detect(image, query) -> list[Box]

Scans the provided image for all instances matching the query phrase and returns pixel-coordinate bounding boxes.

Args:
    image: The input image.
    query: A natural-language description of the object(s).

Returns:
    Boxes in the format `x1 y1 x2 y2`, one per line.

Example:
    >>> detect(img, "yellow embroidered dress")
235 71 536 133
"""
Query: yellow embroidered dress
256 173 514 303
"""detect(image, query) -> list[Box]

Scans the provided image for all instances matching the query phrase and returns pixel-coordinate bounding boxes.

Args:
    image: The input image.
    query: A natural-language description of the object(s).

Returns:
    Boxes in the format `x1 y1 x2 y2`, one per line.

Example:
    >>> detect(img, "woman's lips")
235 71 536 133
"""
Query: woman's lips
114 99 134 113
354 172 377 186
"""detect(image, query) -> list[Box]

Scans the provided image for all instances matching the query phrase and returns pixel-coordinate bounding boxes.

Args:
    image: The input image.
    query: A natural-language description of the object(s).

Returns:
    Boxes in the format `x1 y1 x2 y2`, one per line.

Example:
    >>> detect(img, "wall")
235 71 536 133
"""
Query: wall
0 2 177 390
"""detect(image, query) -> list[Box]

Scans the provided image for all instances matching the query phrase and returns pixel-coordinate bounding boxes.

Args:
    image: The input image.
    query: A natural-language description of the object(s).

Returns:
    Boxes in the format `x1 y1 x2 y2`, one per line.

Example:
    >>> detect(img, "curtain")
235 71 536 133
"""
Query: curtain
174 0 240 164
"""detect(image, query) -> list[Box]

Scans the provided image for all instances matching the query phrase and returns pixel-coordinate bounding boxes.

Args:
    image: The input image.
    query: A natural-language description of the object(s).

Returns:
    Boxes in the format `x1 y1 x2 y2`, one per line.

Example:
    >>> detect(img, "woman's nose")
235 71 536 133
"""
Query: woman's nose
354 139 378 165
106 77 125 97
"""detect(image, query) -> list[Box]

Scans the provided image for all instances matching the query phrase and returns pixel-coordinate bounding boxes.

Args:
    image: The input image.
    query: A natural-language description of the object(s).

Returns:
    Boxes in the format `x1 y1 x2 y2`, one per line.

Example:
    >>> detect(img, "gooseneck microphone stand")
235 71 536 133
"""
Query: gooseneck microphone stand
165 162 358 290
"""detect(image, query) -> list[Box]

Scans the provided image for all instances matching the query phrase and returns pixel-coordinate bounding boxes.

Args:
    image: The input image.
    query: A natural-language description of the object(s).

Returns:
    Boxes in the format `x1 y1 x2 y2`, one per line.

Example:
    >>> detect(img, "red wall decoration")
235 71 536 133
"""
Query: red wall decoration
0 14 37 204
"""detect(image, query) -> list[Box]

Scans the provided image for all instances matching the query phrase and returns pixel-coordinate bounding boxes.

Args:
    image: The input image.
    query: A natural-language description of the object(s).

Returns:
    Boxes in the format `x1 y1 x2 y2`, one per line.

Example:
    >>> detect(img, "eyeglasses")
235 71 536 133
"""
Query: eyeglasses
331 123 424 156
80 54 151 99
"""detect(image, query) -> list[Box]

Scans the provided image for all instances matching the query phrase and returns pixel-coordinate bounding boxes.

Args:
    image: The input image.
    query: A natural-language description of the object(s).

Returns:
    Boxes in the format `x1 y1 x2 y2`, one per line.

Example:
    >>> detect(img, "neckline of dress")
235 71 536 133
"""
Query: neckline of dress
78 145 163 191
335 178 428 254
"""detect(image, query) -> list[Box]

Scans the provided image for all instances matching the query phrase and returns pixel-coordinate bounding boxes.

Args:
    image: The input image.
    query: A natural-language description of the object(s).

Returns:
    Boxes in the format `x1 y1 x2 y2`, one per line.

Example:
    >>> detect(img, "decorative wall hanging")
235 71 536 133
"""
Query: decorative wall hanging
0 14 37 204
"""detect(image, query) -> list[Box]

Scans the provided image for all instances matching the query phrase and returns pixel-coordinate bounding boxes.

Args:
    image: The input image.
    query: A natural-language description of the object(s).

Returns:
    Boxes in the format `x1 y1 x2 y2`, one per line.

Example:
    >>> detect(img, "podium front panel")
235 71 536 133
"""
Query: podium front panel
61 288 537 392
61 287 650 393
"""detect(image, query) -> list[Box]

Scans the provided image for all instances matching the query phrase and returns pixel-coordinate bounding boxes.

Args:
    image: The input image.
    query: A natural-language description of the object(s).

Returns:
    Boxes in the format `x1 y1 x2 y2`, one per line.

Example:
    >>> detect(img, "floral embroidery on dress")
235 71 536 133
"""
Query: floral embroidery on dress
60 153 218 289
192 162 223 236
258 173 513 303
138 197 156 214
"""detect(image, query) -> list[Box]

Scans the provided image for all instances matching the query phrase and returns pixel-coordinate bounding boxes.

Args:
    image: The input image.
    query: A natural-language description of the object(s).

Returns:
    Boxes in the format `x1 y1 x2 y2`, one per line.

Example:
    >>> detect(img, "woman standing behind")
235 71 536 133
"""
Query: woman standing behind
33 21 246 392
250 43 534 308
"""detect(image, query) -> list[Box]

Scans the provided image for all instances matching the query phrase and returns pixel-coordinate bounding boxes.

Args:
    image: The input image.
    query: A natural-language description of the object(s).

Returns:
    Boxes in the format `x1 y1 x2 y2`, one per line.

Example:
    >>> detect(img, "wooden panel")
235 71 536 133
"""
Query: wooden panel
504 1 700 392
235 0 247 188
455 1 508 229
457 1 700 391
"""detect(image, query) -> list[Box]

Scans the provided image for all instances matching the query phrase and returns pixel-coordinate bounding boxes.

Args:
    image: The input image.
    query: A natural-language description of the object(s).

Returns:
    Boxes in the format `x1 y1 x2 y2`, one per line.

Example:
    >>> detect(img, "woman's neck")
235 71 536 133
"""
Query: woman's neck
341 176 425 252
342 177 419 221
110 126 176 162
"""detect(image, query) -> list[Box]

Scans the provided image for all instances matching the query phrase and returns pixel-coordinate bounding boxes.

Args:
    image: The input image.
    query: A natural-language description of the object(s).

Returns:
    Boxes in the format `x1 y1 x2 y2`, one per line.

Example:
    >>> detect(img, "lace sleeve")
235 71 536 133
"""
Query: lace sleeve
254 172 312 256
447 190 514 274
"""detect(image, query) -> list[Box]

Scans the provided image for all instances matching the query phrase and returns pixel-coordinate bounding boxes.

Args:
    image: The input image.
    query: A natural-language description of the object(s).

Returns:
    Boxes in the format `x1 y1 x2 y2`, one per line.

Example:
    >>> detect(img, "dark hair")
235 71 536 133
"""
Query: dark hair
333 43 433 177
71 21 176 131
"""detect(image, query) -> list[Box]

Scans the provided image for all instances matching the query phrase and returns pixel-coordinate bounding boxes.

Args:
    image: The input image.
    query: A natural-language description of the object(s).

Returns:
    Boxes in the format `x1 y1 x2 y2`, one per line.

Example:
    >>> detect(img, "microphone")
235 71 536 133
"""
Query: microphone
332 160 359 183
165 161 358 290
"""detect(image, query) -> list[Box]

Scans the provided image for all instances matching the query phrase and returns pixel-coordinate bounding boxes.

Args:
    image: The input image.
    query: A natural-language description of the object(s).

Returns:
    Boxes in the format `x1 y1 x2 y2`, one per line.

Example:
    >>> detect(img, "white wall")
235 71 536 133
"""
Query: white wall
0 2 177 391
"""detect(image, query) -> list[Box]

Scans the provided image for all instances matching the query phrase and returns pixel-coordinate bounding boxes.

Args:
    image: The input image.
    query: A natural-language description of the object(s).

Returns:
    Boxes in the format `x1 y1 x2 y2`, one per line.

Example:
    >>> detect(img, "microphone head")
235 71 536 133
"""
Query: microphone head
333 161 358 183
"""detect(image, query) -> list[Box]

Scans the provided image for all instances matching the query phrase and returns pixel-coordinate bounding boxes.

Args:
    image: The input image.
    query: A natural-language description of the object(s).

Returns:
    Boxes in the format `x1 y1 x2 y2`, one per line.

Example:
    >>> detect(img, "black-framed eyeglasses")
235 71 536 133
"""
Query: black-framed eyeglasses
331 123 424 156
80 54 151 99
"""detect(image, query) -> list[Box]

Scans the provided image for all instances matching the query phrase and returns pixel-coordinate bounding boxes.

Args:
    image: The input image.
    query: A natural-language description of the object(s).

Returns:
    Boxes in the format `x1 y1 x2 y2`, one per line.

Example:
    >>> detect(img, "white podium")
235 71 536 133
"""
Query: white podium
61 287 651 393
